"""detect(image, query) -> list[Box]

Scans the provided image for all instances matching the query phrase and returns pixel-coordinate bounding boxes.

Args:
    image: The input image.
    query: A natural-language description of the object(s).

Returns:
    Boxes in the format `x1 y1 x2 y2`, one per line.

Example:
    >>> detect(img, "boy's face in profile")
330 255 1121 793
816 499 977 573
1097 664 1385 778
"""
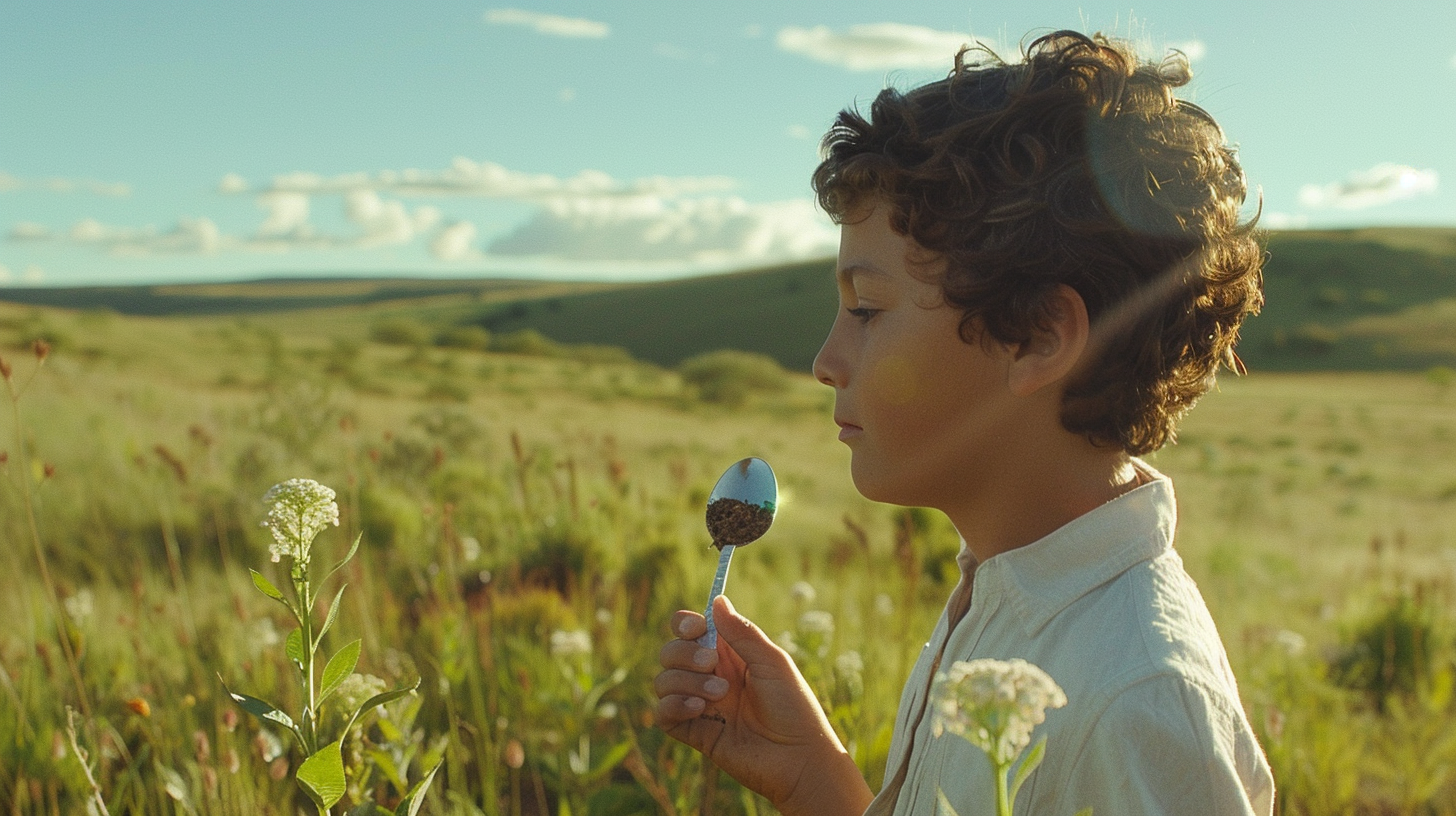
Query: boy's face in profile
813 201 1024 510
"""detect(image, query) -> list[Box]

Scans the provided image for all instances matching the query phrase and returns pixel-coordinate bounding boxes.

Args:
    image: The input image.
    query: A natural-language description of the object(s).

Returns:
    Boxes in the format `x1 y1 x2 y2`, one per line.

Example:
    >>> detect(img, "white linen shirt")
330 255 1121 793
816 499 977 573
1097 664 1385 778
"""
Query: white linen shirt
864 464 1274 816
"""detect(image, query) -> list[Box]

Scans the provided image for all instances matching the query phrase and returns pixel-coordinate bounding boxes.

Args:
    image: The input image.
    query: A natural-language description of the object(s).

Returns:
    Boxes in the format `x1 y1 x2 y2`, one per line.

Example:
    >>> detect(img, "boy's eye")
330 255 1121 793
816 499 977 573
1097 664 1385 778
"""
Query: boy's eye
846 307 880 323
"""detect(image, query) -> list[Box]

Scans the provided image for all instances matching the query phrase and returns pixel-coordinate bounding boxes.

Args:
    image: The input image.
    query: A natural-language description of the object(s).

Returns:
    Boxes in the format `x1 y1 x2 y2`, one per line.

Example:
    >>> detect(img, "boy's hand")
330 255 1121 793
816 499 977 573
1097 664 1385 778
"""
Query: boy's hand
654 596 873 816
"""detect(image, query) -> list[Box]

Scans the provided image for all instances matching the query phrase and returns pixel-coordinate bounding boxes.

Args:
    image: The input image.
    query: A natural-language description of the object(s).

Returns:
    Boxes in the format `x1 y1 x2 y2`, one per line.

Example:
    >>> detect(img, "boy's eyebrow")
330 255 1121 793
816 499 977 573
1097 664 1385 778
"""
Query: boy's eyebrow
835 262 889 284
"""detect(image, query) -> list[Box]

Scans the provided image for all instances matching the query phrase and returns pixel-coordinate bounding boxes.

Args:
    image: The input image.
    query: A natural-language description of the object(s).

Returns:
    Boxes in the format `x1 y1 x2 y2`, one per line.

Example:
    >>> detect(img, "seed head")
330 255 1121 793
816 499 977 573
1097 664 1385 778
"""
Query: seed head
261 478 339 566
0 355 11 381
32 339 50 362
931 658 1067 765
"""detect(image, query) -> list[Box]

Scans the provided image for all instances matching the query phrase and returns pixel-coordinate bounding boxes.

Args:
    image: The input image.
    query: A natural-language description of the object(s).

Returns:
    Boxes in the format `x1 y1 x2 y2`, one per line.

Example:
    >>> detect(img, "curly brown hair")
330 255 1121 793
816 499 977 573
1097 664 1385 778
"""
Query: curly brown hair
812 30 1263 455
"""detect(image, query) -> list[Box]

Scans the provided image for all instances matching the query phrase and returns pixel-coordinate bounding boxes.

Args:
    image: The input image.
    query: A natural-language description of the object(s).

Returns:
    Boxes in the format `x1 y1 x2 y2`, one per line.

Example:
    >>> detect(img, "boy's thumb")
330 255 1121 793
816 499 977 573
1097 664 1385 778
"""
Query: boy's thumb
712 596 785 665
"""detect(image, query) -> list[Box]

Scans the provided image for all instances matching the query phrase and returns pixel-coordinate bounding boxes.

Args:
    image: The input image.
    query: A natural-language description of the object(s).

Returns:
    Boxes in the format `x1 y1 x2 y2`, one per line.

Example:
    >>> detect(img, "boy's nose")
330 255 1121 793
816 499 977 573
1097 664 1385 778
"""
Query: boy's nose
812 328 841 387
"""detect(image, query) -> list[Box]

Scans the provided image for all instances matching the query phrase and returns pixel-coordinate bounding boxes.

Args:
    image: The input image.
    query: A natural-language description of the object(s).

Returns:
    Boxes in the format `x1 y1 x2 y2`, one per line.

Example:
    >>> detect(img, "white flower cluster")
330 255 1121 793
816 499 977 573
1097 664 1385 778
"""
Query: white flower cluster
261 478 340 565
550 628 592 658
931 658 1067 765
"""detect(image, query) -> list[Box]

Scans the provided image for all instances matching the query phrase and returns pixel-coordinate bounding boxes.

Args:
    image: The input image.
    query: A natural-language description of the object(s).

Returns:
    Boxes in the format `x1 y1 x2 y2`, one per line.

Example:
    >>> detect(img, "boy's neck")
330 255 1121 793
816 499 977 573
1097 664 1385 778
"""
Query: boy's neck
943 436 1144 565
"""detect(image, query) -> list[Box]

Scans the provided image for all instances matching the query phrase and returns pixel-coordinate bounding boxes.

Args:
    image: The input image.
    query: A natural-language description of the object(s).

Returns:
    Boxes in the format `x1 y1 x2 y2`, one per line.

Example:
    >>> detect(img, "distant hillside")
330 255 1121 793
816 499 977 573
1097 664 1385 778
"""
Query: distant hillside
464 260 837 372
460 229 1456 372
0 276 605 315
5 227 1456 372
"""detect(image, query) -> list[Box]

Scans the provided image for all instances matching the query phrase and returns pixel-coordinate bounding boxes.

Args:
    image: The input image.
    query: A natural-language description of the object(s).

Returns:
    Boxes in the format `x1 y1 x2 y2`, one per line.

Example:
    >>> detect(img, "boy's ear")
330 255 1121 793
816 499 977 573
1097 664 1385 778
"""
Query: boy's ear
1007 284 1090 398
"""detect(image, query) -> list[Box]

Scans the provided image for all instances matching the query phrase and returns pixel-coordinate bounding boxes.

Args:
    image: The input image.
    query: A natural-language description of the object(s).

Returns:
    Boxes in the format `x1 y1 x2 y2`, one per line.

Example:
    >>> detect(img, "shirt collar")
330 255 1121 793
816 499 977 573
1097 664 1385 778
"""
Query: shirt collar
967 459 1177 636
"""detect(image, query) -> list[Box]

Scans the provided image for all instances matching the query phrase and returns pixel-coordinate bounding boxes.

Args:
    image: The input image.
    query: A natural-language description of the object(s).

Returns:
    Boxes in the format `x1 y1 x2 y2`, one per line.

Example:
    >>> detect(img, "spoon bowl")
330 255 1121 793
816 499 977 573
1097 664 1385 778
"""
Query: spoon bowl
698 457 777 648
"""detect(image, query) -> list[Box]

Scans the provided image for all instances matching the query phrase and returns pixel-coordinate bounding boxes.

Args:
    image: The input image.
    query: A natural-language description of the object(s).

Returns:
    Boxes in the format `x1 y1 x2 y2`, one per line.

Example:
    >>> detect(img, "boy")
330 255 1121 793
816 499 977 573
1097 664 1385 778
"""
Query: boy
655 31 1273 816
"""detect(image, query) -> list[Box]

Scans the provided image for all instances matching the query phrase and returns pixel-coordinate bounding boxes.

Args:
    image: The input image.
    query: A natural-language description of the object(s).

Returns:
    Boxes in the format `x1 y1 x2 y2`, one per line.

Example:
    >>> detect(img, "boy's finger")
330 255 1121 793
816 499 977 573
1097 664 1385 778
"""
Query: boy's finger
660 639 718 672
655 694 709 733
653 668 730 701
712 596 790 668
670 610 707 640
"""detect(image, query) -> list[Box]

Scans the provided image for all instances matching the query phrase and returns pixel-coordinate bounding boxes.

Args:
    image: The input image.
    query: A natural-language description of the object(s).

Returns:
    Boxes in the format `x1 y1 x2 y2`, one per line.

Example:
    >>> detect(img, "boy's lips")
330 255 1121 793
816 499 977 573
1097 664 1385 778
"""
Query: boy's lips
835 419 863 441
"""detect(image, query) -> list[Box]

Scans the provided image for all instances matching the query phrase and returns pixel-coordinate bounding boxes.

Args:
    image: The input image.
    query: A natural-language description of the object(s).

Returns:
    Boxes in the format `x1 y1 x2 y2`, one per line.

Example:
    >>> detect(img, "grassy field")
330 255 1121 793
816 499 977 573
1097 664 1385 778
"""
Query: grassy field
2 289 1456 814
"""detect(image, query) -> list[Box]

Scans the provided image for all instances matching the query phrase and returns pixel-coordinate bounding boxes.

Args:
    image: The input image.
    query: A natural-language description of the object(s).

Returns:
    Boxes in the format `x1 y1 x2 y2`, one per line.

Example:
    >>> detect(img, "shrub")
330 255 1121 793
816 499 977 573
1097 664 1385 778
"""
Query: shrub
370 318 428 346
491 328 562 357
435 325 491 350
678 349 788 406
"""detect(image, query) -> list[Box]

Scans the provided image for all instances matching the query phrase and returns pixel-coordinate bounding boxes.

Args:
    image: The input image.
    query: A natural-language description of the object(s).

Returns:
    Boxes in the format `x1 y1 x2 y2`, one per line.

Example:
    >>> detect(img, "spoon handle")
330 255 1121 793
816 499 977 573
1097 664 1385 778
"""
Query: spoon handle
697 544 736 649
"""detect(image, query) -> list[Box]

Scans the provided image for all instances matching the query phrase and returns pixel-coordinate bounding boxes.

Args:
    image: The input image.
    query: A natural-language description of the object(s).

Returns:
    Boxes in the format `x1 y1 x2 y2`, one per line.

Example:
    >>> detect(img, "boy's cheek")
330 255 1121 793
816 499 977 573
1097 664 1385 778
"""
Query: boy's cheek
867 356 919 406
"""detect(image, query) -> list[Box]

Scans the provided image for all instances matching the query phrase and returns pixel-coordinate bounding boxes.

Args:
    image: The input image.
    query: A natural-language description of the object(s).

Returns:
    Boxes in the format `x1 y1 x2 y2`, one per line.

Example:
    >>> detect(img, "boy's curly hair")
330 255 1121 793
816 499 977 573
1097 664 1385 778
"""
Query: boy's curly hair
812 30 1263 455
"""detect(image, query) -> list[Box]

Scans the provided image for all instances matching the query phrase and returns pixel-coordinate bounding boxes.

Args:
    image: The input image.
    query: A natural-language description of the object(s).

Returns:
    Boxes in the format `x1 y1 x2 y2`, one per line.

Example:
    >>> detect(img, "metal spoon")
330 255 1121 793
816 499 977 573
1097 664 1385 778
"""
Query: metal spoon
698 457 777 648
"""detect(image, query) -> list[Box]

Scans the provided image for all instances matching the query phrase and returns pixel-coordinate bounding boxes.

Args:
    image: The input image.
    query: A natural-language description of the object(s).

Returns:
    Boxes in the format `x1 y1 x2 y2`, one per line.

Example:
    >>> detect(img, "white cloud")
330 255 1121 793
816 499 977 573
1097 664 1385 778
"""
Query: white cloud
431 221 481 261
776 23 985 71
0 264 10 282
0 172 130 196
558 87 576 102
488 196 838 265
22 265 43 283
1167 39 1206 62
8 221 52 241
67 217 223 255
343 189 440 247
485 8 608 38
218 172 249 194
1450 53 1456 69
232 157 737 202
1298 163 1439 210
256 191 312 237
1261 212 1309 230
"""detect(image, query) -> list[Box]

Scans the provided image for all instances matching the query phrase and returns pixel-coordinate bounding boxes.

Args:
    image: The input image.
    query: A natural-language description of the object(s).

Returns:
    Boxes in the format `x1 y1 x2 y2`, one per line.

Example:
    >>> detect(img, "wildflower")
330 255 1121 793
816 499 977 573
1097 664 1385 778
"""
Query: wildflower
791 580 817 603
931 658 1067 766
504 739 525 769
798 610 835 636
261 478 339 566
835 650 865 677
333 672 388 722
550 628 592 658
1273 629 1306 656
63 588 94 622
125 697 152 718
875 592 895 617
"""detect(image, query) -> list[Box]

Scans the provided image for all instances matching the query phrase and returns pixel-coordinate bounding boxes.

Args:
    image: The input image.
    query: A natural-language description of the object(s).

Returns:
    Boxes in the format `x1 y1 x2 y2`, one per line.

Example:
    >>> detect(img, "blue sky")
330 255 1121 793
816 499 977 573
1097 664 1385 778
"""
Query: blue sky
2 0 1453 286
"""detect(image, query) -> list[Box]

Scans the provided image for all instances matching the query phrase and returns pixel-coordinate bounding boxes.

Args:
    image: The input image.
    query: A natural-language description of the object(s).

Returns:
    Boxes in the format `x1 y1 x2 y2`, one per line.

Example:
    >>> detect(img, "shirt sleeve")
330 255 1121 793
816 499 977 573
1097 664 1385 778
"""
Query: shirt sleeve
1056 674 1274 816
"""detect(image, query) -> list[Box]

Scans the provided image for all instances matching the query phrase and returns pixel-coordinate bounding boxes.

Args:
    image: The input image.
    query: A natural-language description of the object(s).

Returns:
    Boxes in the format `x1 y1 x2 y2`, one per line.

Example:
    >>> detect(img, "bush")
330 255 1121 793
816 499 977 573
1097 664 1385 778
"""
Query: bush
490 328 563 357
678 349 788 406
435 325 491 350
370 317 428 346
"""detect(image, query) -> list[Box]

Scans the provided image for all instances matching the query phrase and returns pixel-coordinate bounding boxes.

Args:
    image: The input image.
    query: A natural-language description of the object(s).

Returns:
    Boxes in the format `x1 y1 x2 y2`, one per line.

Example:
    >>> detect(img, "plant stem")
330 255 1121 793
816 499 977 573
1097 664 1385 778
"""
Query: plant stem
5 378 91 719
995 761 1011 816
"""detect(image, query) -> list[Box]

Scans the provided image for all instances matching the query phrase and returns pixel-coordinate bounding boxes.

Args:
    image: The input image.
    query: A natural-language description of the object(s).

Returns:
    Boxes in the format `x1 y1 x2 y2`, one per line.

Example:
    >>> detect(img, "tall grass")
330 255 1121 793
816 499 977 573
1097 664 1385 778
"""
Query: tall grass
1 302 1455 814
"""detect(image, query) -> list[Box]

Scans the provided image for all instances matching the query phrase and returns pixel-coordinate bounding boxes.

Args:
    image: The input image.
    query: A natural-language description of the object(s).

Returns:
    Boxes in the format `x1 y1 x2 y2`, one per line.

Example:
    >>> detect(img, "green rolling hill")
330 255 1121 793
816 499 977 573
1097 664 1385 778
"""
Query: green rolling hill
4 227 1456 373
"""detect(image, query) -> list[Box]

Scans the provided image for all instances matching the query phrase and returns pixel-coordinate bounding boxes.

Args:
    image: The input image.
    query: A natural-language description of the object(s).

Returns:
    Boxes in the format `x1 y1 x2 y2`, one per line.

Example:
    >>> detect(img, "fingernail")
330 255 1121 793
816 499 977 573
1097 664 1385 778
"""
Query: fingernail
704 677 728 696
685 696 704 711
676 618 694 637
693 648 714 668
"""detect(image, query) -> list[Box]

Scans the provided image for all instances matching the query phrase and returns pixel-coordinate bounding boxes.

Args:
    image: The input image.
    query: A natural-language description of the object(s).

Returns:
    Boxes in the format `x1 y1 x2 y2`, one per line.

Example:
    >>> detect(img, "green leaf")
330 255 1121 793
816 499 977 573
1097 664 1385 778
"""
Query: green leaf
1073 809 1094 816
582 739 633 785
1008 736 1048 805
250 569 285 600
394 757 442 816
285 627 305 669
219 678 304 747
342 678 421 738
365 747 408 791
320 639 362 706
326 532 363 583
348 805 390 816
316 582 348 647
297 740 347 811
